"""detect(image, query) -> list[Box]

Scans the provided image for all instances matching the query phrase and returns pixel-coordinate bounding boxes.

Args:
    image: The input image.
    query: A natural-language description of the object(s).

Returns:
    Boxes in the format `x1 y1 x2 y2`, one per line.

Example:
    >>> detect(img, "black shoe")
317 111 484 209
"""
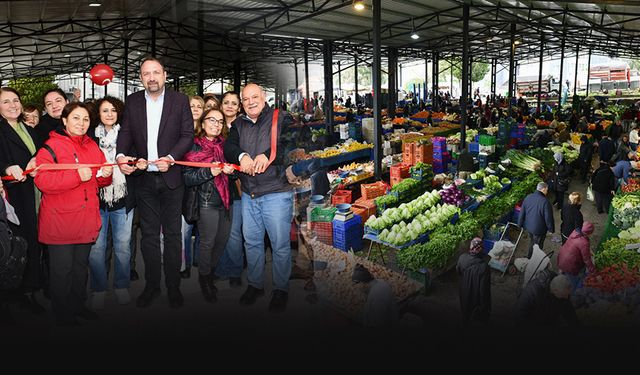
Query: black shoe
19 293 46 315
180 266 191 279
198 274 214 303
130 269 139 281
229 277 242 288
76 307 99 320
239 285 264 306
136 286 161 308
269 290 288 313
167 287 184 308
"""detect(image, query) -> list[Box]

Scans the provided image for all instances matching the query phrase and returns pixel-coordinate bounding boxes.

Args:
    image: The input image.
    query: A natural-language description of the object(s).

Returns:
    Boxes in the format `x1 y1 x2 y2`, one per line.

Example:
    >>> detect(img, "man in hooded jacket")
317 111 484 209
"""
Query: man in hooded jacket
456 237 491 327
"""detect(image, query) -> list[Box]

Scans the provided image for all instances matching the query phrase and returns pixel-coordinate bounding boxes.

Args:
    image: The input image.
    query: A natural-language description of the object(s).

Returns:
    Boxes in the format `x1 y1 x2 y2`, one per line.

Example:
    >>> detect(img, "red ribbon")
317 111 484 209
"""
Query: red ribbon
1 159 241 181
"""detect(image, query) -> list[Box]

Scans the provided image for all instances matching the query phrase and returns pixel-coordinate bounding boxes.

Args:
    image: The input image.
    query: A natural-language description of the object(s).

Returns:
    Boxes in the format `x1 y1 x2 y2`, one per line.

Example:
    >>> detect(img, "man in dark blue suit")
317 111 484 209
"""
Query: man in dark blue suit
116 56 193 308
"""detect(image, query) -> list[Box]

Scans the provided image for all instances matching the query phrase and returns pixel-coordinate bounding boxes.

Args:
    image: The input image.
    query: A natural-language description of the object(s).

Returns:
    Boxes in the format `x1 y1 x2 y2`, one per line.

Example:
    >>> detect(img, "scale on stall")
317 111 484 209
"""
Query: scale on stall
334 203 354 221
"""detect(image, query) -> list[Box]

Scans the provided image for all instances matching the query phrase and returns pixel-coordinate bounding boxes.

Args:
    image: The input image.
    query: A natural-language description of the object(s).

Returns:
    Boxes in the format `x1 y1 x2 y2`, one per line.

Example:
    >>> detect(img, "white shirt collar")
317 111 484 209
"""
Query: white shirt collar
144 88 166 101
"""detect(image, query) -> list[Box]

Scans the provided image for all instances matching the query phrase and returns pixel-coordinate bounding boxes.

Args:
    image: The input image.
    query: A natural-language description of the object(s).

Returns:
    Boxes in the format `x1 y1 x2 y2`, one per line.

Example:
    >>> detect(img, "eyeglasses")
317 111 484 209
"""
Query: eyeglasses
204 117 223 125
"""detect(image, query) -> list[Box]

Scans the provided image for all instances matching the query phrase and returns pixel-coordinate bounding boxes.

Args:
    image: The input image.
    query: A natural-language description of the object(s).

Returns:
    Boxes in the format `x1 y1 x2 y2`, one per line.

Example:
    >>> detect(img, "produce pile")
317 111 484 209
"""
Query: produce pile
308 238 423 319
505 149 542 172
573 264 640 311
548 143 579 164
308 140 373 158
439 184 468 207
612 193 640 230
621 178 640 193
596 237 640 271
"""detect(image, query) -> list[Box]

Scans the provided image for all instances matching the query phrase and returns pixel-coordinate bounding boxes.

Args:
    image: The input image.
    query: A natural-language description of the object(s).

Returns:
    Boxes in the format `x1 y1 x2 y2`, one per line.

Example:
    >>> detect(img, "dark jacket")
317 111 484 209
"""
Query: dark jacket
518 191 554 235
578 142 593 165
551 160 572 192
224 105 295 198
558 230 596 276
116 89 194 189
611 142 631 163
37 114 62 142
0 119 43 280
591 164 615 193
598 137 615 164
456 253 491 324
515 269 580 328
182 142 239 210
0 194 10 261
561 204 583 239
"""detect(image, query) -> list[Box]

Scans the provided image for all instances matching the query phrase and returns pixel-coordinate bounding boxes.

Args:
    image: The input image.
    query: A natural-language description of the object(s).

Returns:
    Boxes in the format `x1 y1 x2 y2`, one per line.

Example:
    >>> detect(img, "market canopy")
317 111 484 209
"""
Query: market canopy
2 0 640 87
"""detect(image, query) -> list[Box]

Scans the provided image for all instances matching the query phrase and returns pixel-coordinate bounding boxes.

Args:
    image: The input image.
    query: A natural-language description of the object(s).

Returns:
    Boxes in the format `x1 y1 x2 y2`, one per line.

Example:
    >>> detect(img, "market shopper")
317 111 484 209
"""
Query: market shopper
558 221 596 291
629 124 639 152
223 83 304 312
591 161 616 214
352 263 398 328
550 152 571 210
515 271 579 329
456 237 491 327
612 152 637 185
560 192 584 245
517 182 555 258
577 136 593 183
598 135 615 164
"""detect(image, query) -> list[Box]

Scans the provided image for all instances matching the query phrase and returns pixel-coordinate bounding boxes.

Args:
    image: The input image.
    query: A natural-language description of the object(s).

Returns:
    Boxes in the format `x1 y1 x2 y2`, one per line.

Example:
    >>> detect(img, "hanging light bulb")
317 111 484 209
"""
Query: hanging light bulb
353 0 365 11
410 18 419 39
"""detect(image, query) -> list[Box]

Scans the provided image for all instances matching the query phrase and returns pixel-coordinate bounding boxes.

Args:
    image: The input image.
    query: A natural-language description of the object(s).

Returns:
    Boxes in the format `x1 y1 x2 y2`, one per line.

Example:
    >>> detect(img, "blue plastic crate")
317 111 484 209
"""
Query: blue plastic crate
482 239 496 255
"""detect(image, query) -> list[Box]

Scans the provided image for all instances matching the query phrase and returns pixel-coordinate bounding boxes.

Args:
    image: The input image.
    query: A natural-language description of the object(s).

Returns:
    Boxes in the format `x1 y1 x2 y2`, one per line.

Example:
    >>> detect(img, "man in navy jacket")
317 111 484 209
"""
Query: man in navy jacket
518 182 555 258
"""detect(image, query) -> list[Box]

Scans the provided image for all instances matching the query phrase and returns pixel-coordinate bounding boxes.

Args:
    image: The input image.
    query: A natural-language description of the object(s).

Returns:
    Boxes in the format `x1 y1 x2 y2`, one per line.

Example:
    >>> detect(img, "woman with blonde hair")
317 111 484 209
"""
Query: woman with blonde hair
560 192 584 245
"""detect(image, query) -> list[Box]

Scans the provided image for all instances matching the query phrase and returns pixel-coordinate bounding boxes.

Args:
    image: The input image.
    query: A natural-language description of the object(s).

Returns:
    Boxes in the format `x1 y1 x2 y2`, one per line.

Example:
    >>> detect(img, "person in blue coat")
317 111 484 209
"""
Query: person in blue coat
518 182 555 258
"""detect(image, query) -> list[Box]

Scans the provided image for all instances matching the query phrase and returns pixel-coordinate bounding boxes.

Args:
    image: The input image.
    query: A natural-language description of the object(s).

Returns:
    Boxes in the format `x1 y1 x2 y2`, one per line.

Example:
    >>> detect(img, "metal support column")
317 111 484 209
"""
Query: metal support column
537 36 544 112
468 55 473 99
294 59 299 96
354 57 359 106
323 40 334 141
197 20 204 96
573 45 580 96
150 17 156 57
490 58 496 101
175 76 180 92
508 22 516 117
460 3 469 150
586 49 592 96
104 54 108 96
424 55 429 102
304 40 310 112
432 51 439 111
372 0 382 179
337 61 342 93
123 39 129 97
558 37 565 108
388 47 398 115
234 61 241 94
83 71 86 101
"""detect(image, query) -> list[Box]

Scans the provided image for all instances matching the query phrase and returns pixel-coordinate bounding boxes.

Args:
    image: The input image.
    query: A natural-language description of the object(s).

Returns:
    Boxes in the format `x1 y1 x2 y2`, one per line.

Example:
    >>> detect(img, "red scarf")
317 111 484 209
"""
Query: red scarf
184 136 230 210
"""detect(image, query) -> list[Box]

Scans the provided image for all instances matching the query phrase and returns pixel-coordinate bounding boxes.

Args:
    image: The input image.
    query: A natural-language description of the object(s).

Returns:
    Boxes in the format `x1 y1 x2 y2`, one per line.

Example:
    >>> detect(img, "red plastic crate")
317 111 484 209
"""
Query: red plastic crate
310 221 333 246
331 190 352 205
360 181 387 200
390 163 410 179
390 176 403 186
402 142 415 165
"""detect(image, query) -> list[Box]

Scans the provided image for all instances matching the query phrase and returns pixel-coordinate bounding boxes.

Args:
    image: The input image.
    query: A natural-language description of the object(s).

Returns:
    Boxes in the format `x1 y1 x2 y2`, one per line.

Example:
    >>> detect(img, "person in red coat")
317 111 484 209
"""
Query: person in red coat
34 102 113 326
557 221 596 292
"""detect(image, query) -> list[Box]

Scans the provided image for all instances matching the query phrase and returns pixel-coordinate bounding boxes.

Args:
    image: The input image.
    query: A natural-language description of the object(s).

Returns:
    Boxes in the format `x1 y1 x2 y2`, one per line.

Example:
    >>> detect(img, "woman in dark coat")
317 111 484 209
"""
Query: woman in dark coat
551 152 572 210
456 237 491 327
578 136 594 183
561 192 584 245
0 87 45 314
591 161 616 214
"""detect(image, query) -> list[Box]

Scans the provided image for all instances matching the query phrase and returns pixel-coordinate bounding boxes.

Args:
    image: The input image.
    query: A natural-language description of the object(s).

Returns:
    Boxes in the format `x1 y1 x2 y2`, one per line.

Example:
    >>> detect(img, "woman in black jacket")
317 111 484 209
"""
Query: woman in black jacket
561 192 584 244
591 161 616 214
551 152 572 210
183 108 237 303
578 136 594 183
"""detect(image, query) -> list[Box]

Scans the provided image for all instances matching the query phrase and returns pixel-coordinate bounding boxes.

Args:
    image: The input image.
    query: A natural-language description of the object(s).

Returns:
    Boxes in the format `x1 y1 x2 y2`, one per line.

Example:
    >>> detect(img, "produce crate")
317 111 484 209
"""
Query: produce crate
406 268 430 294
351 205 371 225
310 207 337 222
333 216 363 252
310 221 333 246
390 176 404 187
331 190 352 205
360 181 387 200
402 142 415 165
390 163 411 178
482 239 496 255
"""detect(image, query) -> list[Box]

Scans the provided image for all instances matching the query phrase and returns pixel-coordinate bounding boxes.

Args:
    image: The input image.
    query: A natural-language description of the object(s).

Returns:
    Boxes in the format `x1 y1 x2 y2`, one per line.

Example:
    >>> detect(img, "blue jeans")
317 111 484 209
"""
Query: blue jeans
181 218 199 267
216 200 244 278
242 191 293 291
89 207 134 291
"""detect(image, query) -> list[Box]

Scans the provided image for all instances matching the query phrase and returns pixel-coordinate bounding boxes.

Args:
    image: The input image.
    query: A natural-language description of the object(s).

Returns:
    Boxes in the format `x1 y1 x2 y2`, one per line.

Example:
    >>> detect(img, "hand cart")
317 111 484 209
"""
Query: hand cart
487 222 524 276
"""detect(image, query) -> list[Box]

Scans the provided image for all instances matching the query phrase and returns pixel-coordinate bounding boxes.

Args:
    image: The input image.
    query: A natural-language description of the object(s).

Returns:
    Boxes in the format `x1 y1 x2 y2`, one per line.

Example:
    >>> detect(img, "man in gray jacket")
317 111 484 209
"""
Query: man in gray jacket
518 182 555 258
224 83 300 312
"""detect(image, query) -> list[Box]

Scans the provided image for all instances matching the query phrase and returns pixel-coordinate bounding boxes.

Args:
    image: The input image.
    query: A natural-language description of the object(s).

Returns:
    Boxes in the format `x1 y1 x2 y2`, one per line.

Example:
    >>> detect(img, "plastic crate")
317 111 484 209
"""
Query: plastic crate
310 207 337 222
390 163 411 178
482 239 496 255
360 181 387 200
310 221 333 246
331 190 352 205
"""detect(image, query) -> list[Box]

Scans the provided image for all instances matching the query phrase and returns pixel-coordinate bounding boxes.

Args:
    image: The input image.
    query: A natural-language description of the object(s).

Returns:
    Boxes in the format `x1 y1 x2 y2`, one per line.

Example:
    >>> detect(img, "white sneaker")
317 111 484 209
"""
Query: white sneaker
114 288 130 305
91 291 105 310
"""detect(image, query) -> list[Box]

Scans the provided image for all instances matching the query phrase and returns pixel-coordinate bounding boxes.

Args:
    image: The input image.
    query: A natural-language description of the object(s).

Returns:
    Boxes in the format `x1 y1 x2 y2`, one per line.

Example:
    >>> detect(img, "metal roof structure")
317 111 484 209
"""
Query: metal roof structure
2 0 640 87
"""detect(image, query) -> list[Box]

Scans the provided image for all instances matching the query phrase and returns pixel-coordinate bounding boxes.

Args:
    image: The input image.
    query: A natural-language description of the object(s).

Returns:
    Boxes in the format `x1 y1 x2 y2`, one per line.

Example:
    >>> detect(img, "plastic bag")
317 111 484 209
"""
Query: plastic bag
586 184 594 202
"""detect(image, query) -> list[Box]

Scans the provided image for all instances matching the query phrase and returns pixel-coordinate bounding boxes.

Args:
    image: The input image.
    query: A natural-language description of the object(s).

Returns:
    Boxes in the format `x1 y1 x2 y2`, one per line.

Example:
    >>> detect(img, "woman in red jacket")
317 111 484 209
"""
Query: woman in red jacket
34 102 113 326
557 221 596 292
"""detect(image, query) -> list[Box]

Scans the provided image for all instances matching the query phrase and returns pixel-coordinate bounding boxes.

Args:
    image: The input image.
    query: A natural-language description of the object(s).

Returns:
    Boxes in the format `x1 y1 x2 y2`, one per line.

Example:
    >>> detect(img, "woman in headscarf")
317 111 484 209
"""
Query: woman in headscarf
456 237 491 327
551 152 572 210
558 221 596 291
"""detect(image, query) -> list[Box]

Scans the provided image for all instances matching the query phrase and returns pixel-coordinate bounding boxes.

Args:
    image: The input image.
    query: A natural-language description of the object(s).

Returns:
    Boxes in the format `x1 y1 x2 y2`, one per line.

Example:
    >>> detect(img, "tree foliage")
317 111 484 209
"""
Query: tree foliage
437 58 490 83
339 64 388 88
8 75 58 107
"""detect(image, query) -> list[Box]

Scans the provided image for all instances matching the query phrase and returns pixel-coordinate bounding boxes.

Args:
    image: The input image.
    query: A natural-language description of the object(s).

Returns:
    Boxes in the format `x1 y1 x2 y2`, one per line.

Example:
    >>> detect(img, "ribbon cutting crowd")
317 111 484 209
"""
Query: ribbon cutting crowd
0 56 310 326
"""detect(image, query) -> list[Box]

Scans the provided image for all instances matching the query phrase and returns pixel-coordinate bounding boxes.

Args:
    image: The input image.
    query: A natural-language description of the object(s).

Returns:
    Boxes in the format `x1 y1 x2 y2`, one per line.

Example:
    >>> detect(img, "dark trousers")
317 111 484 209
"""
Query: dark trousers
48 244 91 323
137 173 184 289
579 161 590 182
554 190 565 210
594 191 613 214
197 206 232 276
527 232 546 258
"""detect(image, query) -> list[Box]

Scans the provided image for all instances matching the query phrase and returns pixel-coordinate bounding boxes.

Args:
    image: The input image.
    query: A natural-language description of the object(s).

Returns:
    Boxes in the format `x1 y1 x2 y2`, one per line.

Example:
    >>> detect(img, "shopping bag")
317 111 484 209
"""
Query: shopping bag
586 184 594 202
